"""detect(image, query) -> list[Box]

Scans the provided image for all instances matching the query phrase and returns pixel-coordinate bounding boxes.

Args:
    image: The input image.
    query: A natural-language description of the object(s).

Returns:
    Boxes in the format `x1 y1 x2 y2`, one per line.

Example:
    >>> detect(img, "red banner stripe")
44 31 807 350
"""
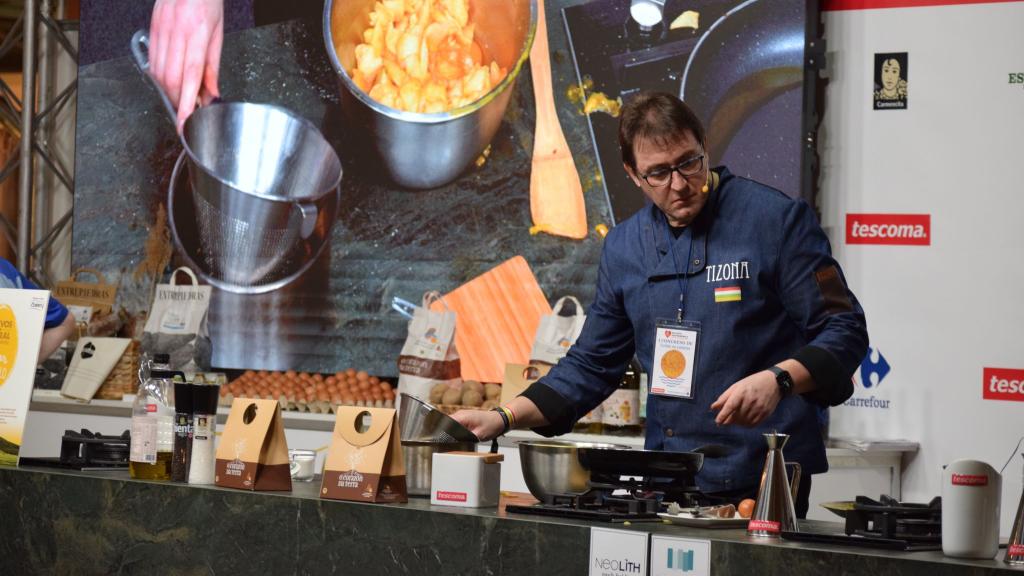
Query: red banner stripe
824 0 1022 10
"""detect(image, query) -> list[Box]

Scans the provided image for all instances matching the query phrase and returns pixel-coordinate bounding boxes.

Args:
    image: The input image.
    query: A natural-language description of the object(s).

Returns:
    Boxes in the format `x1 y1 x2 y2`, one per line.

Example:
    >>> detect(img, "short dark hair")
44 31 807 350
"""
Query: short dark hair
618 92 706 171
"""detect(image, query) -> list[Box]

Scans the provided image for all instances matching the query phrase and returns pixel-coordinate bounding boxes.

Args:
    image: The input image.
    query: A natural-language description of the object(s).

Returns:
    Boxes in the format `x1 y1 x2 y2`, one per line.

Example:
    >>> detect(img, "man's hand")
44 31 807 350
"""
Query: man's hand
451 409 506 442
710 370 782 427
149 0 224 131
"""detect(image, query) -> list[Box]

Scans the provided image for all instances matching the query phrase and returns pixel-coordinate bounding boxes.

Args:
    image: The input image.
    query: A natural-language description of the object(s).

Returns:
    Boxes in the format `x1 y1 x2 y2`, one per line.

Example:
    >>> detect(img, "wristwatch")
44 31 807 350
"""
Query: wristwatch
768 366 794 397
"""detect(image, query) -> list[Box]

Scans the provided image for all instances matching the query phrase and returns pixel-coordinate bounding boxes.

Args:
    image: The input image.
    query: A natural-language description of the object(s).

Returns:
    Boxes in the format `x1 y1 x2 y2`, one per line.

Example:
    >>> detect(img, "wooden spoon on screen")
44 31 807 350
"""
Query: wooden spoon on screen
528 0 587 240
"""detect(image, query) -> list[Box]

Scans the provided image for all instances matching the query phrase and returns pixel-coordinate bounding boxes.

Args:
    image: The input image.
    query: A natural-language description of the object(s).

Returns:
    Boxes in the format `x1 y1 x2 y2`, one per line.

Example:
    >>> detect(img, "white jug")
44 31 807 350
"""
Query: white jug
941 459 1001 559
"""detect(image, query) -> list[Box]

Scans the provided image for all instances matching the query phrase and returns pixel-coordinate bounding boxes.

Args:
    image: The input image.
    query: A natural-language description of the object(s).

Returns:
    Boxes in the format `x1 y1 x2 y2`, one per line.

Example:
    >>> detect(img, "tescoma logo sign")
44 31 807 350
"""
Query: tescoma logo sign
650 536 710 576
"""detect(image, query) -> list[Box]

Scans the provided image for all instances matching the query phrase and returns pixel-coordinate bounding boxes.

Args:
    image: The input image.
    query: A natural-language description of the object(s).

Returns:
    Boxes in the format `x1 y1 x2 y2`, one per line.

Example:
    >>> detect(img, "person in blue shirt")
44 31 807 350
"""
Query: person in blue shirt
0 258 75 361
454 92 868 516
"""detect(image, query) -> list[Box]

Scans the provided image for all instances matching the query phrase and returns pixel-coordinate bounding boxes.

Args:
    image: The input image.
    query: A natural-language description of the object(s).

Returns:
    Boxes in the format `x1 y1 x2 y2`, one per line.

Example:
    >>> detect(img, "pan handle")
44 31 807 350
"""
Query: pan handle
130 29 179 128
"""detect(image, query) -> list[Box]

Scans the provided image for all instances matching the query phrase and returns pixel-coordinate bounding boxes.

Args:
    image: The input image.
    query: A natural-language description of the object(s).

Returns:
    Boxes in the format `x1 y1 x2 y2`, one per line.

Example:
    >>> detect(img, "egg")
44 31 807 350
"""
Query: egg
738 499 756 519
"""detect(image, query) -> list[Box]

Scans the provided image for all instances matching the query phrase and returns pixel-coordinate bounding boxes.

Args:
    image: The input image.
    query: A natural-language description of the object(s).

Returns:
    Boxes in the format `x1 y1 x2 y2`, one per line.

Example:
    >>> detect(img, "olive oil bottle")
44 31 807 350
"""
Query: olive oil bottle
129 354 176 480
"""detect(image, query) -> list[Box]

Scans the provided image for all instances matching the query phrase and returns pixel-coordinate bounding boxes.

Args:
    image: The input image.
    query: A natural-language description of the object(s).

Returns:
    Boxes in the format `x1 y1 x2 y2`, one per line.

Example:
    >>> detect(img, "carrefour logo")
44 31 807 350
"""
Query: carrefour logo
859 347 891 388
843 347 892 409
666 548 694 572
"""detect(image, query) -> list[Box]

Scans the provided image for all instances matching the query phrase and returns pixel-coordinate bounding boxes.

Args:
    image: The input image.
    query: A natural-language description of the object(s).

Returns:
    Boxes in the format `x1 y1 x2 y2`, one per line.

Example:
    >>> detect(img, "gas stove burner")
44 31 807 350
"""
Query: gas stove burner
846 495 942 540
60 429 130 468
506 475 712 522
782 495 943 551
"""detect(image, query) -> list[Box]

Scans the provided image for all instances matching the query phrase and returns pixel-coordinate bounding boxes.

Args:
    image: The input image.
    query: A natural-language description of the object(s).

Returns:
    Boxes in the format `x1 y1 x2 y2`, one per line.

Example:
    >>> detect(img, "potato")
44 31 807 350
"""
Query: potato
429 382 449 404
464 380 483 394
461 389 484 407
484 383 502 400
441 387 464 406
481 399 498 410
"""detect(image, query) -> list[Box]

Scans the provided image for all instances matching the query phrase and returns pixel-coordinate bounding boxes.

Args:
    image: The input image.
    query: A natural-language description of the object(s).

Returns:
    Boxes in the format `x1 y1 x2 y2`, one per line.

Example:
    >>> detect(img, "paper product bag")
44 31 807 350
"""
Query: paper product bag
501 363 551 405
60 337 132 401
321 406 407 503
53 268 117 315
141 267 211 376
215 398 291 491
529 296 586 365
397 291 460 404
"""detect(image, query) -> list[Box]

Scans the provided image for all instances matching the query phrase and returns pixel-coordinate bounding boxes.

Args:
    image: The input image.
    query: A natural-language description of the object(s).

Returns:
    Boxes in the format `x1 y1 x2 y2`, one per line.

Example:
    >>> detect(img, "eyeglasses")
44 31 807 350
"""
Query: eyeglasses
639 154 706 188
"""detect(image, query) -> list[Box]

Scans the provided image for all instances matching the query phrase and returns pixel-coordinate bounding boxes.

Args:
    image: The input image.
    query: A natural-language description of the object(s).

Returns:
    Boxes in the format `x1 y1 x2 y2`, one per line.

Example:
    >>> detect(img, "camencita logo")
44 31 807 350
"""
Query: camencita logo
983 368 1024 402
846 214 930 246
1010 72 1024 87
874 52 908 110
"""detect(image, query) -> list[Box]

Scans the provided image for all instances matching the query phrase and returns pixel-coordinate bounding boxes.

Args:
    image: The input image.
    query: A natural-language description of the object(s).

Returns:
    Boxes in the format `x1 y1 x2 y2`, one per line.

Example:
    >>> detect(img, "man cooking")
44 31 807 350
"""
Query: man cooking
453 92 868 517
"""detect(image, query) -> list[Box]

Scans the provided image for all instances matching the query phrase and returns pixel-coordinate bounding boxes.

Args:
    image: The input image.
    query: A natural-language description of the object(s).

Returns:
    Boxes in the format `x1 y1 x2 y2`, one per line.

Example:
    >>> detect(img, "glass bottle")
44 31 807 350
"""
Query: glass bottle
573 404 604 435
602 358 642 436
129 353 175 480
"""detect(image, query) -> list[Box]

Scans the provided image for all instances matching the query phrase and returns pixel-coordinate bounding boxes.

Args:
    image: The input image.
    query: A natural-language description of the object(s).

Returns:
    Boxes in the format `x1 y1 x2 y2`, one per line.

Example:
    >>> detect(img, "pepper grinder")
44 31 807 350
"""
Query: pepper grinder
1006 453 1024 565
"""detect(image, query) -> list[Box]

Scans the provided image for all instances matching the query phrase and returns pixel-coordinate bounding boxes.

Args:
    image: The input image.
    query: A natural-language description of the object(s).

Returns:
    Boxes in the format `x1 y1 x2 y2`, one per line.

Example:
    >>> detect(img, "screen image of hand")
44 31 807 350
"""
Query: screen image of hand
149 0 224 131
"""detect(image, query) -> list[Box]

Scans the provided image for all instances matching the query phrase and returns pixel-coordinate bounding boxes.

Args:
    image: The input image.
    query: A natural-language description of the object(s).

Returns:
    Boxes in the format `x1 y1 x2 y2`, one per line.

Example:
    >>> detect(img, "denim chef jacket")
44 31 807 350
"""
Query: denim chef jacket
0 257 69 328
523 167 869 493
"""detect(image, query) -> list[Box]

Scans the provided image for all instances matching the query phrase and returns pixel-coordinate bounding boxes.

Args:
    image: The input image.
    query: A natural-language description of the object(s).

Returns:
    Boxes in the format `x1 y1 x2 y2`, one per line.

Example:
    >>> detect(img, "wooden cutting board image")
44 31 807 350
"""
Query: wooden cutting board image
430 256 552 383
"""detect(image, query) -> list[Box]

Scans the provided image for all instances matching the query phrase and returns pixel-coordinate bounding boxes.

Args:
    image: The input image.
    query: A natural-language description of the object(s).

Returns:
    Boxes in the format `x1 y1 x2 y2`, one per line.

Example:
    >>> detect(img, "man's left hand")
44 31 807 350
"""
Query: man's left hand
710 370 782 426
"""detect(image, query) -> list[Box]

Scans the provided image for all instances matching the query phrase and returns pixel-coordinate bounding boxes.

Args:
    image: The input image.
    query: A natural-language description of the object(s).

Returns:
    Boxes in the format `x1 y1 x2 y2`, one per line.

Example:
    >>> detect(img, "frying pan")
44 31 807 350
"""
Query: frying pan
680 0 806 191
577 446 704 478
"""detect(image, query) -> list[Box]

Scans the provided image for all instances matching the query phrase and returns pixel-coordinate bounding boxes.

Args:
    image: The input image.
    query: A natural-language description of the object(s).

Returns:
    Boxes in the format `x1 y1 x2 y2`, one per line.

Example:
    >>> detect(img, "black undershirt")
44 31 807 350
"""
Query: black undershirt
670 224 686 239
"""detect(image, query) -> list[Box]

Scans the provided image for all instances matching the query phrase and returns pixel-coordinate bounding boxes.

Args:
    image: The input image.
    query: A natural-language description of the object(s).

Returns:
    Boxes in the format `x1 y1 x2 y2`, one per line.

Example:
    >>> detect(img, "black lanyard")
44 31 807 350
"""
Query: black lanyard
663 212 694 323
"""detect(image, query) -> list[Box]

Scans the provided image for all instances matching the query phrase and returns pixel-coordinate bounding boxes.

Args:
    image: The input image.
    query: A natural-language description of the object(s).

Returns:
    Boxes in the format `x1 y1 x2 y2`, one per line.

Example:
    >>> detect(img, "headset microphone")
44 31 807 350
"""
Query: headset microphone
701 171 710 194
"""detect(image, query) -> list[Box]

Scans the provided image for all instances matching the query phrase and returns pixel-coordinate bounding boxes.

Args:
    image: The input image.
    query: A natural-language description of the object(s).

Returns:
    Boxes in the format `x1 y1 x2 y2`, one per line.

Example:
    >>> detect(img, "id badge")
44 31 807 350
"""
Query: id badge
650 319 700 399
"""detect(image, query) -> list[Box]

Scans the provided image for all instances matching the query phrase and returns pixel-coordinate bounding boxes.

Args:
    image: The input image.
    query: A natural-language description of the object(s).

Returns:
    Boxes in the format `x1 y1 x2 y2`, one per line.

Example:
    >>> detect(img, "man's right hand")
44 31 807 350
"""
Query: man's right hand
451 409 506 442
149 0 224 132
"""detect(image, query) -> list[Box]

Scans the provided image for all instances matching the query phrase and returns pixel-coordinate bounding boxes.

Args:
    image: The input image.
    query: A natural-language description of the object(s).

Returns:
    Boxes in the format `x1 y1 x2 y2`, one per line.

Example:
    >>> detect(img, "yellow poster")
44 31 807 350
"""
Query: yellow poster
0 289 48 467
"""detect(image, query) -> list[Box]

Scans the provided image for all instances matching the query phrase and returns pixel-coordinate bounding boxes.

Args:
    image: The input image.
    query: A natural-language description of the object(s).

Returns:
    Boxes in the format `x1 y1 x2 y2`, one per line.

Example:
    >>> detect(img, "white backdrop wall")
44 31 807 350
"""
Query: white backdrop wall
820 0 1024 536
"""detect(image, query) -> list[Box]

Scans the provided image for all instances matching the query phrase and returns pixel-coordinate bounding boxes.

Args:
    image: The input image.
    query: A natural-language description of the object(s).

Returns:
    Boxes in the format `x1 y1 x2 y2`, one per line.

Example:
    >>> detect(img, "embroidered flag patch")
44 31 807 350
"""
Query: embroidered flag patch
714 286 741 303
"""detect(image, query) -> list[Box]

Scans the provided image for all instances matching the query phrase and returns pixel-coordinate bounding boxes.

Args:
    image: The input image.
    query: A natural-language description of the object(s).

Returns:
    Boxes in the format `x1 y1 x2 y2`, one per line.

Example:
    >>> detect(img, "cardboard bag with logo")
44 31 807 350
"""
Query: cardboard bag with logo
501 363 551 405
214 398 292 491
321 406 407 503
60 337 132 401
397 291 460 404
141 267 211 377
529 296 586 365
53 268 118 315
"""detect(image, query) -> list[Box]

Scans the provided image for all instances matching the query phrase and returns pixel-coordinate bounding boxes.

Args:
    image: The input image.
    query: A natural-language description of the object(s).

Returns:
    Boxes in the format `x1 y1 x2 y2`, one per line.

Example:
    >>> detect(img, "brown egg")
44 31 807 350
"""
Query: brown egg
341 394 355 405
384 389 396 401
313 373 324 382
345 368 356 377
304 385 316 397
219 386 229 397
379 382 391 393
326 376 336 386
358 381 371 391
368 376 380 385
356 370 369 381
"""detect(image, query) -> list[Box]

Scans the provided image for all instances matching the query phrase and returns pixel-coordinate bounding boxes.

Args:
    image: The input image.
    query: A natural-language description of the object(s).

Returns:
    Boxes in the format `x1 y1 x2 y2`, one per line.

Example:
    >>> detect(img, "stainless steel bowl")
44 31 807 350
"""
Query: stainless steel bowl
398 393 479 444
324 0 536 189
402 441 478 496
517 440 629 503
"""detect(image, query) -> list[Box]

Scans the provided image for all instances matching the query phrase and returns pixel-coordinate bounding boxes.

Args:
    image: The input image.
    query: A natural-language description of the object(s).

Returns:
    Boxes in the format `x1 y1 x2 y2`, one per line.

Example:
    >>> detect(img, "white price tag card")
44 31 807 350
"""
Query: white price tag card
589 527 649 576
650 535 710 576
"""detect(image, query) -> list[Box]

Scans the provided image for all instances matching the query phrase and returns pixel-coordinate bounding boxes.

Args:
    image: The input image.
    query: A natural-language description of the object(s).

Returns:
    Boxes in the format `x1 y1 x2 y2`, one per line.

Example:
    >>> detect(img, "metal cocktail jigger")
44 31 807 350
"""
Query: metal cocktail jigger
747 432 802 538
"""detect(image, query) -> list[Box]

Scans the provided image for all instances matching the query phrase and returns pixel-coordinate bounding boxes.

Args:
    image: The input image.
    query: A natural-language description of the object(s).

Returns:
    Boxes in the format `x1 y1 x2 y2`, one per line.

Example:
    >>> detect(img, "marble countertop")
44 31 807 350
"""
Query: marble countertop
1 466 1020 575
